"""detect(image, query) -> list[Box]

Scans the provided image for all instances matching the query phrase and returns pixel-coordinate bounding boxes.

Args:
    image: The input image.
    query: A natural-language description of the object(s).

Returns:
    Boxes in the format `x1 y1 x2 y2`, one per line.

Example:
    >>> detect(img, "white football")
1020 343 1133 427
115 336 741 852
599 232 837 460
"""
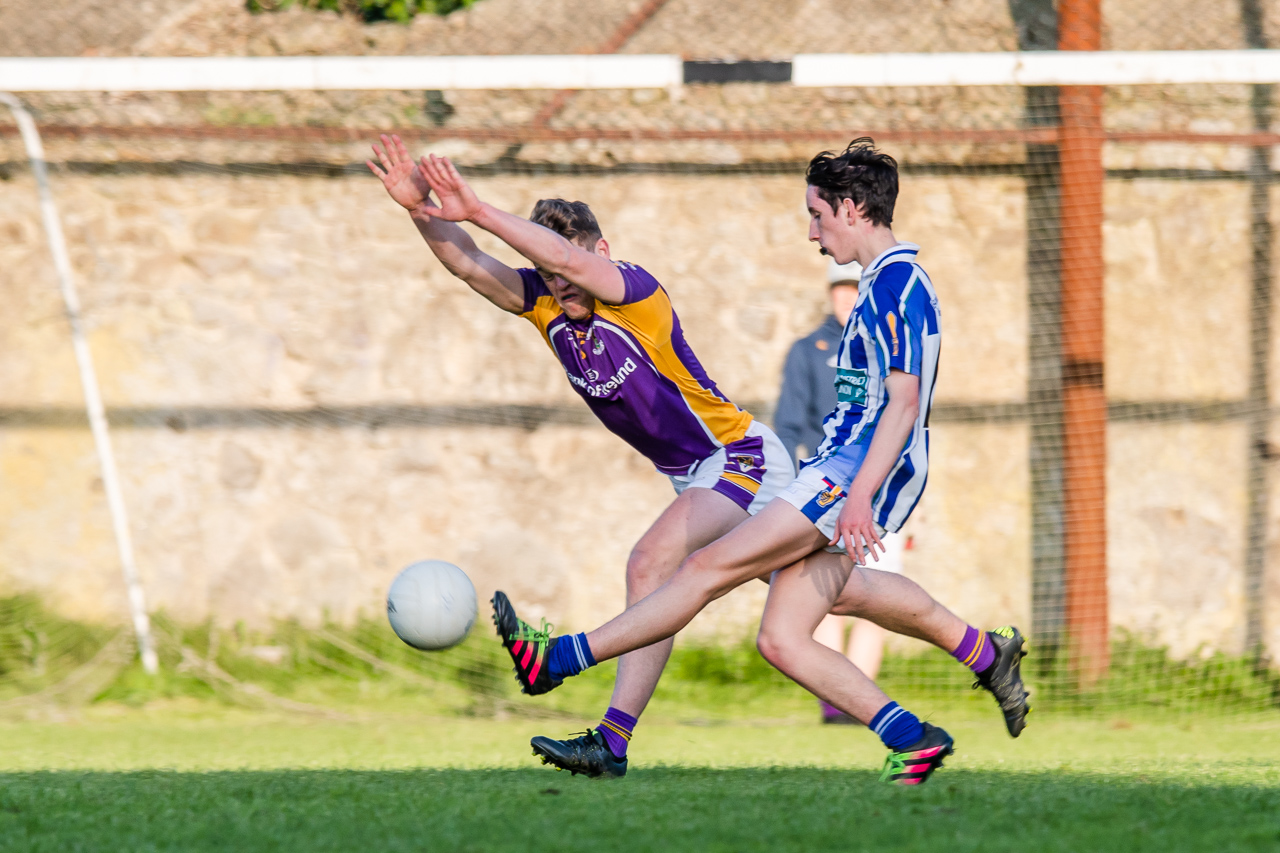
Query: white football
386 560 478 651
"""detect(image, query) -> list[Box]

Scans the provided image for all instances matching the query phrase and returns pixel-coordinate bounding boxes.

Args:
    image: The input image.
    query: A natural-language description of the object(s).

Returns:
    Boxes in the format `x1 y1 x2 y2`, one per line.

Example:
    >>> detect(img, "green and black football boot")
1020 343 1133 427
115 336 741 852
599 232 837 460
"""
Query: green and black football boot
879 722 955 786
975 625 1031 737
491 591 563 695
531 729 628 778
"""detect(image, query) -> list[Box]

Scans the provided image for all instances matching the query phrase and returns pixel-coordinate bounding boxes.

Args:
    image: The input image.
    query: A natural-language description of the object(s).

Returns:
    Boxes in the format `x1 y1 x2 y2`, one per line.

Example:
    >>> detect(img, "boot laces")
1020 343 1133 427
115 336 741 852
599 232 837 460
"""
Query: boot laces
562 729 602 756
879 752 908 782
510 617 554 645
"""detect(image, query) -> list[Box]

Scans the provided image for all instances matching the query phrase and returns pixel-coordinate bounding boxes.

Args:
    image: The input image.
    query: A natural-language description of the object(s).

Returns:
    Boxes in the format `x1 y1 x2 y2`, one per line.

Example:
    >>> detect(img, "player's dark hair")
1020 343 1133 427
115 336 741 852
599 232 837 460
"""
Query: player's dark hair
805 138 898 227
530 198 604 247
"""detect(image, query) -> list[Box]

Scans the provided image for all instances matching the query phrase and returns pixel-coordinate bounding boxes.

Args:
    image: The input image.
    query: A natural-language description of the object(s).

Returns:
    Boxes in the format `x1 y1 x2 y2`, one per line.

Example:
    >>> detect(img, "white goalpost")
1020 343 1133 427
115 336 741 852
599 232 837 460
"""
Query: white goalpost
0 92 159 675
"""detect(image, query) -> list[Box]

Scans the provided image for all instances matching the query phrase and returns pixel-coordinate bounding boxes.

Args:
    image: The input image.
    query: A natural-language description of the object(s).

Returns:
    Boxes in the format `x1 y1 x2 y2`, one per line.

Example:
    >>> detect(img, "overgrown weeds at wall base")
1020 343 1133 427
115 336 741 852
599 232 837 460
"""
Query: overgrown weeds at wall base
245 0 477 23
0 595 114 700
1034 633 1280 714
92 611 515 713
643 634 1280 717
1 596 1278 717
870 633 1280 716
665 636 793 687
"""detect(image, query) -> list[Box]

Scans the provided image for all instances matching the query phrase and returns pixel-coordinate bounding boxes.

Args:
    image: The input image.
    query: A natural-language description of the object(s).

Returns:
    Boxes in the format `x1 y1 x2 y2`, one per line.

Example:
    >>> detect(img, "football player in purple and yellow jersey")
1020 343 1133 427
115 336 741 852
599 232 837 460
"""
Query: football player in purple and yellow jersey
368 135 795 778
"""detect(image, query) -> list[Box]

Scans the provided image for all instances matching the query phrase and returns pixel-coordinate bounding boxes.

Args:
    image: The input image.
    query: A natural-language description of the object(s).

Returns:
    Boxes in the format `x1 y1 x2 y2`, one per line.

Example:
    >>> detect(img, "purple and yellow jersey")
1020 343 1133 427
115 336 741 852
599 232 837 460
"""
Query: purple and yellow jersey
517 262 753 476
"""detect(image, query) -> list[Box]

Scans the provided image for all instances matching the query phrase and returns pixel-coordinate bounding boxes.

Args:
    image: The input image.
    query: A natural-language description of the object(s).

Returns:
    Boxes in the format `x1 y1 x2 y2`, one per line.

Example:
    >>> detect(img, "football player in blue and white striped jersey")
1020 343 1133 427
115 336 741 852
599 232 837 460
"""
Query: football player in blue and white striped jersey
506 139 1030 786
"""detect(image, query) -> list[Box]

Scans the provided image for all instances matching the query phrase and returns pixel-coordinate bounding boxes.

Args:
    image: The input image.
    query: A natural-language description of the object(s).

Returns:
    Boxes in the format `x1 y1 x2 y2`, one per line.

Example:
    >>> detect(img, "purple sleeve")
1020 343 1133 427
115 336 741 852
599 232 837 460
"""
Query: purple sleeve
615 263 662 305
517 268 548 314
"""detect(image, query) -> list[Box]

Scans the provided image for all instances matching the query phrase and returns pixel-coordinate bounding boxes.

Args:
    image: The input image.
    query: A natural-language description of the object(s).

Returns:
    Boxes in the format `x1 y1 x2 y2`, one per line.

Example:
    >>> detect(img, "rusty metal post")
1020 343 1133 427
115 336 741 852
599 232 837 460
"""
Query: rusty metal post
1058 0 1109 686
1241 0 1273 664
1010 0 1066 668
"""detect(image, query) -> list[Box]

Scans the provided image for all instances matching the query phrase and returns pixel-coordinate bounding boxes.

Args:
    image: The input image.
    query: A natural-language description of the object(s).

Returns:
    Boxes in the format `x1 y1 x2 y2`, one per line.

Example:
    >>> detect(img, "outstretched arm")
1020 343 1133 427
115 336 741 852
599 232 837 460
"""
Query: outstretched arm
417 154 627 305
367 135 525 314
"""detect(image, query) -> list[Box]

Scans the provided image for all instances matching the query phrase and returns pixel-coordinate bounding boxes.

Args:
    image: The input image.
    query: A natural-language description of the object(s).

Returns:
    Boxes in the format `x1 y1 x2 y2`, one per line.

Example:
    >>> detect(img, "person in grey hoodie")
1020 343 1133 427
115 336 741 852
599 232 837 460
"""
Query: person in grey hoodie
774 258 906 724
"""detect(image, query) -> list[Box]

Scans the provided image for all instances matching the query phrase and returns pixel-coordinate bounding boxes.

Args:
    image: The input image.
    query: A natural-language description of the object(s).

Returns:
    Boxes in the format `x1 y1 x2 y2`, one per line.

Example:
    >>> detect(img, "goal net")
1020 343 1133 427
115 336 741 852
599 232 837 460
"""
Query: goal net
2 0 1279 719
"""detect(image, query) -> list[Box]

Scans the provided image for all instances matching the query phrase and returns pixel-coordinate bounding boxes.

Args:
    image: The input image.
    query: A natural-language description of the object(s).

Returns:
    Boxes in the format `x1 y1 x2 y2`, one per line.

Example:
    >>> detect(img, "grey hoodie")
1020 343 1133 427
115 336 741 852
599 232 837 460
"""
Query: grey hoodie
774 314 844 464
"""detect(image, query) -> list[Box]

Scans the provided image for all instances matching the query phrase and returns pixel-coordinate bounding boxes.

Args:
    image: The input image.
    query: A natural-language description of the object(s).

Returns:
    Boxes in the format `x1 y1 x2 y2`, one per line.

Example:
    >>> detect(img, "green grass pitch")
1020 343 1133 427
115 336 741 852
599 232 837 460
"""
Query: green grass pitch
1 706 1277 852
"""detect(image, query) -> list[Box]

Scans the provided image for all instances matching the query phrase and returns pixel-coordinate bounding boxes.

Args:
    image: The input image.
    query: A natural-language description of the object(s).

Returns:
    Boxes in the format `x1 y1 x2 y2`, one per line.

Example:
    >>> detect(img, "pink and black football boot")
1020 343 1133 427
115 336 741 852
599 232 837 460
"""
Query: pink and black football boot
491 591 563 695
879 723 955 786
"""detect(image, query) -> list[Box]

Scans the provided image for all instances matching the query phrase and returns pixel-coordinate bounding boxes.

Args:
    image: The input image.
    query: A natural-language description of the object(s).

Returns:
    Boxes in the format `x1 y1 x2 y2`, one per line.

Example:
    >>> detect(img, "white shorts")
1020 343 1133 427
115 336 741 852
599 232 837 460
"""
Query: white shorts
669 420 795 516
777 464 905 567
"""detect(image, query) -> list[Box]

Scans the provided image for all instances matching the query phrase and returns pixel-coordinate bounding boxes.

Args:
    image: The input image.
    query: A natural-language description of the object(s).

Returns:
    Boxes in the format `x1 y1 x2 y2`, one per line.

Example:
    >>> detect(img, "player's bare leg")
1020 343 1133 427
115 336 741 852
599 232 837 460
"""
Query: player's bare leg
491 500 823 699
610 488 748 717
757 552 966 720
526 487 747 778
826 559 1033 737
753 533 1028 786
582 499 829 663
767 547 1027 733
812 615 853 722
758 552 892 721
811 534 905 719
583 499 963 670
828 565 967 649
812 615 847 660
812 614 888 722
754 551 954 784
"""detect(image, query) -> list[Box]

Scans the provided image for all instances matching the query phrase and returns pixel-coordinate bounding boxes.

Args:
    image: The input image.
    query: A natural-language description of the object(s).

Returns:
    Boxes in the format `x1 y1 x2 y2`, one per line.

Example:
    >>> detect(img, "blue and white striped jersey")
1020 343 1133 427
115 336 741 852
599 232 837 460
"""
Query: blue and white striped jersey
804 243 941 533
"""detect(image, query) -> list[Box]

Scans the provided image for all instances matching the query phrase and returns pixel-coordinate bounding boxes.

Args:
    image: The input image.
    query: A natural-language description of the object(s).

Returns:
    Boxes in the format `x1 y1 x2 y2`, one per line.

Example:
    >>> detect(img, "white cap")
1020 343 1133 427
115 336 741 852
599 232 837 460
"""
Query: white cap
827 258 863 285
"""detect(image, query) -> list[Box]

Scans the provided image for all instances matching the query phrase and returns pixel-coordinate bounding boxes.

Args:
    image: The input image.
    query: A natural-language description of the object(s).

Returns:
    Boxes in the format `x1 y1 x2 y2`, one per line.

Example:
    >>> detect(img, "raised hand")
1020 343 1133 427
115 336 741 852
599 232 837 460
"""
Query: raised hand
367 133 433 212
417 154 484 223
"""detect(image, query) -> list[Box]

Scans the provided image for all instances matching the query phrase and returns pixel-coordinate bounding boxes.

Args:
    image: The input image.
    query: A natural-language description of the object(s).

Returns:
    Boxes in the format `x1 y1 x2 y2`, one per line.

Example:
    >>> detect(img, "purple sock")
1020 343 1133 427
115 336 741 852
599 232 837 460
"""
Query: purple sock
951 625 996 674
598 707 637 758
820 700 844 720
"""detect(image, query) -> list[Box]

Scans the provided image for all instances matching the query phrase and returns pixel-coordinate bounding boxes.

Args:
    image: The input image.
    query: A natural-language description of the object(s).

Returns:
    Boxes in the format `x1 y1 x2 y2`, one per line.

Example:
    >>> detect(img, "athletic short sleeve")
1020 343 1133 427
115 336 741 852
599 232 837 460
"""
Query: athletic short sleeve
517 268 549 315
864 266 924 377
614 262 662 305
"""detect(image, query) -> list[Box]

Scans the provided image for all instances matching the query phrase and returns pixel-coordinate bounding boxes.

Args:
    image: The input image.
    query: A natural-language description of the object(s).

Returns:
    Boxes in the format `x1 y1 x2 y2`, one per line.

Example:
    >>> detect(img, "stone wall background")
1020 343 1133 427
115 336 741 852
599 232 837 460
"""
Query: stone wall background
1 161 1274 658
0 0 1275 661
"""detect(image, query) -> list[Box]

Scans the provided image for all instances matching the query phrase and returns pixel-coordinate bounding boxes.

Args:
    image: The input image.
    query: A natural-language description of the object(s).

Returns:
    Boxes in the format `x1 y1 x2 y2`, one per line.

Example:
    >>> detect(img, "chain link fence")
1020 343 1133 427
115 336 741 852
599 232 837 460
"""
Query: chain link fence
2 0 1280 716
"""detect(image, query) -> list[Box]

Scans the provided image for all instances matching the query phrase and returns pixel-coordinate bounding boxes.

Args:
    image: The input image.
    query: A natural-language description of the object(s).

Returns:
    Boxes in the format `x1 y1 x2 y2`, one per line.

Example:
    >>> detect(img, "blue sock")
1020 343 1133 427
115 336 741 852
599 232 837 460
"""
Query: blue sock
869 701 925 751
547 633 596 682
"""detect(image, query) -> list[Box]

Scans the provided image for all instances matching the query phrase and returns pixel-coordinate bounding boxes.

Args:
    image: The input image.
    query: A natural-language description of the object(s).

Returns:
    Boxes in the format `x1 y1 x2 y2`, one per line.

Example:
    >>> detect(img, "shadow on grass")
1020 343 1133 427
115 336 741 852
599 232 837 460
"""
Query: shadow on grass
0 767 1276 853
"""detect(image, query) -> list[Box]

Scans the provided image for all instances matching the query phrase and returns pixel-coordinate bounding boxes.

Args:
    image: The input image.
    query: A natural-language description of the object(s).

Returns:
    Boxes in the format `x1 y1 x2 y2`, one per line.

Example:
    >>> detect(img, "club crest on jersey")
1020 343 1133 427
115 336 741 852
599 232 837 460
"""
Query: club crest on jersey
816 478 844 507
592 338 606 355
733 454 757 472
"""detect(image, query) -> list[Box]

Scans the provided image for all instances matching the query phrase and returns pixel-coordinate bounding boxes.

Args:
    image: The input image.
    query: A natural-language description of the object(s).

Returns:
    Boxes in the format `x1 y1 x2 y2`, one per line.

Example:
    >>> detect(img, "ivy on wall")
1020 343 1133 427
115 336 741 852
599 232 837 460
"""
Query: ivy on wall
247 0 478 24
